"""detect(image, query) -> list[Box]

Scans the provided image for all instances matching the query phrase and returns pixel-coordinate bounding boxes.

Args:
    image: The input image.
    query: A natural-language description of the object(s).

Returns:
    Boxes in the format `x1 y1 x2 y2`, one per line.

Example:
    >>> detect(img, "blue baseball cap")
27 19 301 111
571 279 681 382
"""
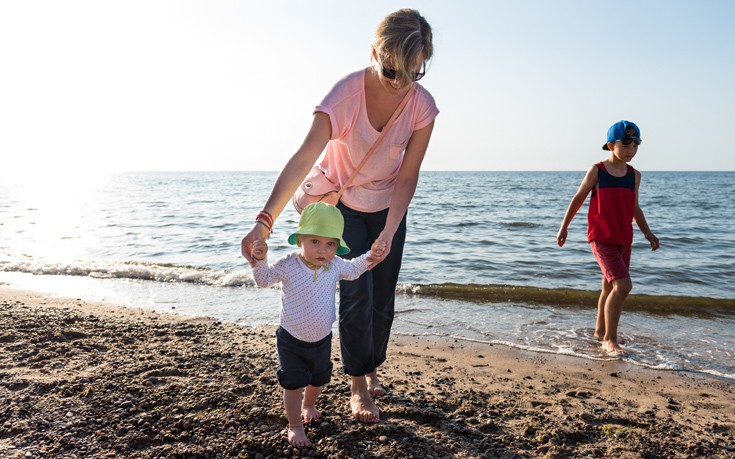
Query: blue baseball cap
602 120 641 150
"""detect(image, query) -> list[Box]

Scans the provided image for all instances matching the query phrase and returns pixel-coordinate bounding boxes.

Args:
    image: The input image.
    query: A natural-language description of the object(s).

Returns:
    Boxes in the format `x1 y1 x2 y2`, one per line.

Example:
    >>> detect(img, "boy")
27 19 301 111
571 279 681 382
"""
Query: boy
250 202 385 447
556 120 660 356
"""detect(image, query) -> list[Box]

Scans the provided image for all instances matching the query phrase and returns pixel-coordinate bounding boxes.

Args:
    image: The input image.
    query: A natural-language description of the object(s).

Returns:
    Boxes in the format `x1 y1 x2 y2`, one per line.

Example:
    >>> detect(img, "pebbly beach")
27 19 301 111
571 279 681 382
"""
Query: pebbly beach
1 286 733 458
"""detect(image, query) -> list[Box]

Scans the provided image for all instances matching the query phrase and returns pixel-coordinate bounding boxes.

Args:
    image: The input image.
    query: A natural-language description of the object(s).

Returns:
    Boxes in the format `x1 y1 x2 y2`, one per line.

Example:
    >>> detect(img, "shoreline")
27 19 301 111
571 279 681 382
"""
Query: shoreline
1 286 733 458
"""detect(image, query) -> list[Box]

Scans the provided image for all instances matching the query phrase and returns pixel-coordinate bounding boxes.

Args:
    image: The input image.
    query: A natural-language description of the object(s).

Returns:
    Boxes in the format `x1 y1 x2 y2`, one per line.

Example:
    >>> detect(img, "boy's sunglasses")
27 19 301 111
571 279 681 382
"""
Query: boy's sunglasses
380 61 425 82
619 137 642 146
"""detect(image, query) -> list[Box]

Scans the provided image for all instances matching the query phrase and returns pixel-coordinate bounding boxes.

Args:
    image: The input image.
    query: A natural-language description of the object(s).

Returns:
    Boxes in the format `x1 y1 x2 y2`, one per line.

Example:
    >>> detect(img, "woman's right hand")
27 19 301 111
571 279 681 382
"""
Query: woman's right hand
241 223 270 267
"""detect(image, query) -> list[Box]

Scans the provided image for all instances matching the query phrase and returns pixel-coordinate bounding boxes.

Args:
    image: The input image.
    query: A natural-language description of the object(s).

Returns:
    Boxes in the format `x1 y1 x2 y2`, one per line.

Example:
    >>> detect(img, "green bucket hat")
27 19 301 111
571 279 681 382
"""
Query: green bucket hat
288 202 350 255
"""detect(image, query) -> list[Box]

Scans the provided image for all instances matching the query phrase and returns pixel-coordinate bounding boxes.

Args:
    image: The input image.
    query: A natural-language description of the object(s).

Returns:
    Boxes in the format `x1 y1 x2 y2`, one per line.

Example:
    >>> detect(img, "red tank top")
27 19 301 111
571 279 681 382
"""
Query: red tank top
587 162 636 246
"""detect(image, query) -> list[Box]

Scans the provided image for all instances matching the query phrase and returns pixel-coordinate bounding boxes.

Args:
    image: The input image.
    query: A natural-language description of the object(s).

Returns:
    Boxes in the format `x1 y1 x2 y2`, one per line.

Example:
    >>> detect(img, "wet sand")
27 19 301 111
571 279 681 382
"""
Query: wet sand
1 286 733 458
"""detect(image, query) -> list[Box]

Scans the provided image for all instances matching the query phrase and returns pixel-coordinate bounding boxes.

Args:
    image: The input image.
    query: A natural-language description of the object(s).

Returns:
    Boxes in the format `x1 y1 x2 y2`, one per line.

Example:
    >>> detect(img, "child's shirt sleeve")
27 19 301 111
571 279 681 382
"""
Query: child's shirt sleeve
251 256 288 287
333 252 371 281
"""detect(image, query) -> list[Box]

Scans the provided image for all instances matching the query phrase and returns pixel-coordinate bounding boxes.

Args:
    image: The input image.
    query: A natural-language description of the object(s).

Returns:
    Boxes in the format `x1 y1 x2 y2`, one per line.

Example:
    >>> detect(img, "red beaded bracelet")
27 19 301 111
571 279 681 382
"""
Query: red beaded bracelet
257 217 273 230
255 219 272 233
255 210 274 234
256 210 273 224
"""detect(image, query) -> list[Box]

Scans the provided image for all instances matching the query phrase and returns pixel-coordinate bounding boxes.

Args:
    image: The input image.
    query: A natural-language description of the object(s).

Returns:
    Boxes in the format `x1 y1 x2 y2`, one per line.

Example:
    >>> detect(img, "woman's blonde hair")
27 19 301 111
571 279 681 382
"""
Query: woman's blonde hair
372 9 433 87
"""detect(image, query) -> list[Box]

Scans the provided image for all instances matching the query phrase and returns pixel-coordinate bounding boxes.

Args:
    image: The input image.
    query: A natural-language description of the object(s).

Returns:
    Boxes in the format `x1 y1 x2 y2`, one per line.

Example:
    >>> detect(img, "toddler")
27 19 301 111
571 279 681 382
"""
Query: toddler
251 202 385 446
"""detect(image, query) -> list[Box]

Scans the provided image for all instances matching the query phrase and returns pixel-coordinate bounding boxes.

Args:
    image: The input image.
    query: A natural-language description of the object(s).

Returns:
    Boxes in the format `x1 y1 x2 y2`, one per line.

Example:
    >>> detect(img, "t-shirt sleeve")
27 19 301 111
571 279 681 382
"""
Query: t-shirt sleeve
413 86 440 131
314 71 362 141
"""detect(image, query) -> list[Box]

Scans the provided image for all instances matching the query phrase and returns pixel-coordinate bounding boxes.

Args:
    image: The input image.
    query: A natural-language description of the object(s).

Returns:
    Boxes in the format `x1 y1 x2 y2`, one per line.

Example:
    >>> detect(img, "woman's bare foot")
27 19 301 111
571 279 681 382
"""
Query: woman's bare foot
302 405 321 424
601 340 629 357
287 424 312 447
350 376 379 422
350 392 379 422
366 371 386 397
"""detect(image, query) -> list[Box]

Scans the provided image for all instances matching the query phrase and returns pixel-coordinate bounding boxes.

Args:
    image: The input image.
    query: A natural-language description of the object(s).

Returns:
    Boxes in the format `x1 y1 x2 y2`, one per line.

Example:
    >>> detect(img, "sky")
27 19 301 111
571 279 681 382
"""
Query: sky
1 0 734 174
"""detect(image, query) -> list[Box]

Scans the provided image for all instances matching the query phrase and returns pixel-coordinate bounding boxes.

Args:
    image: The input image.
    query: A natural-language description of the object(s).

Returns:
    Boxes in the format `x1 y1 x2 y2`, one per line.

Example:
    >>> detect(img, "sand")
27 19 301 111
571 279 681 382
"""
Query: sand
1 286 733 458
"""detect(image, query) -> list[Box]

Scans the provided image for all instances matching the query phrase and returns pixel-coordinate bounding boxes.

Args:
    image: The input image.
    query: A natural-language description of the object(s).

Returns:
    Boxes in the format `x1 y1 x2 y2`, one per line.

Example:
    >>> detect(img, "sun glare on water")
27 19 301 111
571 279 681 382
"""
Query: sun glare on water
1 168 117 261
2 167 114 208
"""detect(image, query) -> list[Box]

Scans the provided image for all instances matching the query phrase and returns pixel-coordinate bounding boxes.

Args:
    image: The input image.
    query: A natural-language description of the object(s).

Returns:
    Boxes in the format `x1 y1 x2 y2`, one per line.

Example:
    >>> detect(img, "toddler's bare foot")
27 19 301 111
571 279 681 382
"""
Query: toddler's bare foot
302 405 321 424
350 389 379 423
366 373 386 397
601 340 628 357
287 425 312 447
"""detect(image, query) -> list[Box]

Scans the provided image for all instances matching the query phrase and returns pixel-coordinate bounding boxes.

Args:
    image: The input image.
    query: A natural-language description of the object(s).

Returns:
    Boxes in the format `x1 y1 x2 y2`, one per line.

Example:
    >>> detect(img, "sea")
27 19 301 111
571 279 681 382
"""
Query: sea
1 171 733 381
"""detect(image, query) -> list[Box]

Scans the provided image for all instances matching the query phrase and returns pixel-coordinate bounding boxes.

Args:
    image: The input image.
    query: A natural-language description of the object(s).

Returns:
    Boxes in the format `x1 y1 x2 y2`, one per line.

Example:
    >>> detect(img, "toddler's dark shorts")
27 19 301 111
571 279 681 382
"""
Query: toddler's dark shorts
276 326 333 390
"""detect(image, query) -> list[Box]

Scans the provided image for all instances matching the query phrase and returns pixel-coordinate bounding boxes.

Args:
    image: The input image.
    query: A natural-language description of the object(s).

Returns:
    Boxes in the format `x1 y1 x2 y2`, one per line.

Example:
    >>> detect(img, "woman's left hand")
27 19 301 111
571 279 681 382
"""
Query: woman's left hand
367 231 392 269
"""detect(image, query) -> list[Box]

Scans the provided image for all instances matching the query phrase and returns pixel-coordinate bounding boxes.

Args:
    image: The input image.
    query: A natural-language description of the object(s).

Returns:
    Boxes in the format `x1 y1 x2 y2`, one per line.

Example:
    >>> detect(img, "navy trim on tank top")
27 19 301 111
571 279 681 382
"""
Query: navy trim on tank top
597 163 635 190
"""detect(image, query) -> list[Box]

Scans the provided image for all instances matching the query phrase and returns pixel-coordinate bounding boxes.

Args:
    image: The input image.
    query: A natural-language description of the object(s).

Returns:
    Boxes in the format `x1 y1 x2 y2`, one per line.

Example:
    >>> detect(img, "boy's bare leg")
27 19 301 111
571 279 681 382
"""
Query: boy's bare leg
601 277 632 356
350 375 379 423
366 370 386 397
301 385 322 424
595 279 613 340
284 388 312 447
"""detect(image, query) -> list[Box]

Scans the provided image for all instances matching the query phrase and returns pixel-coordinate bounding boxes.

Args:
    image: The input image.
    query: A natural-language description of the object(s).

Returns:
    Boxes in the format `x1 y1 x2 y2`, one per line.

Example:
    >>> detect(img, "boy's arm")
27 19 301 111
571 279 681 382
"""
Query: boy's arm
633 171 660 251
557 165 598 247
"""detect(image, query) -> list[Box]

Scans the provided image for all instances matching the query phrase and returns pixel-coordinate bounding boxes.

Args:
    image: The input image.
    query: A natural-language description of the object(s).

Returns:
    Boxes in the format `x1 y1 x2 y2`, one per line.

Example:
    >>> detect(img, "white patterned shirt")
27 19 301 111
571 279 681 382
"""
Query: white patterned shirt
252 252 370 342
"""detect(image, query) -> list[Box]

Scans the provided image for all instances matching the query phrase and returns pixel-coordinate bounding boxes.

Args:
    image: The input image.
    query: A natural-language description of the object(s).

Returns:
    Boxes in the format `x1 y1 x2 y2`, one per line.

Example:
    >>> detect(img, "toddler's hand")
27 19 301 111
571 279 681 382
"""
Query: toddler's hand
242 221 271 267
370 239 387 258
252 240 268 261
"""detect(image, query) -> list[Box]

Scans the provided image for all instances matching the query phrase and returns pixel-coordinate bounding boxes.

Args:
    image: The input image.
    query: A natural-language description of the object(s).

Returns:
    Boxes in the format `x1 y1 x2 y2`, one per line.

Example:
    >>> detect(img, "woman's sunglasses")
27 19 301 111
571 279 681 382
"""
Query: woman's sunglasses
380 61 425 82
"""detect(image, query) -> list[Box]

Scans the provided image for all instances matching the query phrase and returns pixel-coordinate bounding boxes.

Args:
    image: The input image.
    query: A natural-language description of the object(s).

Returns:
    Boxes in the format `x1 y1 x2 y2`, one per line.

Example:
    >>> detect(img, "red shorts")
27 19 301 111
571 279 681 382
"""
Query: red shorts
590 241 631 282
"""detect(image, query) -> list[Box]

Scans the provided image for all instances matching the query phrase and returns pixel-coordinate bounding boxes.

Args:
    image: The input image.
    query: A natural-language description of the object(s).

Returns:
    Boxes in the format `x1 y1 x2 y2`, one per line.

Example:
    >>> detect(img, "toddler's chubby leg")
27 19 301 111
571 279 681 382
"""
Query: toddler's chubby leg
284 388 312 447
301 385 322 424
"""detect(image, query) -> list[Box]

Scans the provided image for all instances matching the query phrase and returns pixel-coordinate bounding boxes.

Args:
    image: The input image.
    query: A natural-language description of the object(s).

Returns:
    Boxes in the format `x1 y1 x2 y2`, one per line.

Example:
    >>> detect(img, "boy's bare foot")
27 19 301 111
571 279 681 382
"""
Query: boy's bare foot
287 425 312 447
596 333 627 346
601 340 629 357
350 390 379 423
366 372 386 397
302 405 321 424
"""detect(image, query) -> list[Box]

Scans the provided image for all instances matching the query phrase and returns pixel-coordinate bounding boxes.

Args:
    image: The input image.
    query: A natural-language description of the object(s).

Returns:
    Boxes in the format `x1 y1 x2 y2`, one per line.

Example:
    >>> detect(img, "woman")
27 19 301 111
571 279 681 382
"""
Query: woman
241 8 438 423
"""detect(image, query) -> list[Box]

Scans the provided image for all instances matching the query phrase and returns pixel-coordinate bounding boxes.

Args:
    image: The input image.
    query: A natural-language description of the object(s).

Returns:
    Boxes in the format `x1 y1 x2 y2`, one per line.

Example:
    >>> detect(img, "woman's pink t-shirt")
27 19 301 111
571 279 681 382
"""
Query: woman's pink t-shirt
314 69 439 212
